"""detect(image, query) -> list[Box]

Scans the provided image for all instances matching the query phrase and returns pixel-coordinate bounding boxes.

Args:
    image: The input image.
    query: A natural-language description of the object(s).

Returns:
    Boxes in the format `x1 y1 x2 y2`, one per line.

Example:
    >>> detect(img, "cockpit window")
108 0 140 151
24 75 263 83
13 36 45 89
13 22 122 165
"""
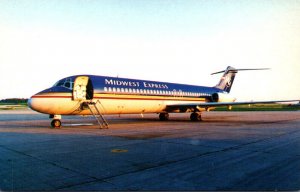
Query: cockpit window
54 78 74 90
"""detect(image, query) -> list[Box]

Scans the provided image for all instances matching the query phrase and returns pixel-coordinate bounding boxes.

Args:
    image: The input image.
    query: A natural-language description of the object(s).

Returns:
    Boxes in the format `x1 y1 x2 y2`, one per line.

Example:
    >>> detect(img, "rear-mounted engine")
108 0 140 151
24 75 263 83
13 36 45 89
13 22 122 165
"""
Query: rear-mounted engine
211 93 236 102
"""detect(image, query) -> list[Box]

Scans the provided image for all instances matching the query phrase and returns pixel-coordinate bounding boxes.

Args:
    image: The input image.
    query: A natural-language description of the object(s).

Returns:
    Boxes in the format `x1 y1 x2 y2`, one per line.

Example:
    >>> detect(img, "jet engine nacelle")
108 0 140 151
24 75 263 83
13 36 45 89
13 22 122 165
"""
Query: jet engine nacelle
211 93 236 103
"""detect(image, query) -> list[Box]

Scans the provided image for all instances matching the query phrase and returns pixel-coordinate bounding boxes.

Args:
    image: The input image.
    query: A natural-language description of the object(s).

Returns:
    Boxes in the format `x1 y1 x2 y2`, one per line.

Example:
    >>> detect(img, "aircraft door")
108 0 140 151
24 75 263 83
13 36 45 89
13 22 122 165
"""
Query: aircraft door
73 76 93 101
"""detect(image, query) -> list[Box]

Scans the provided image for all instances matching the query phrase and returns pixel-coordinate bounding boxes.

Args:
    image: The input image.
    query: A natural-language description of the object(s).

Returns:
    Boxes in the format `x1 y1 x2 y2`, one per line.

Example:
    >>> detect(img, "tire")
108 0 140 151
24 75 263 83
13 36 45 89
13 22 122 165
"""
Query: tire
51 119 61 128
190 112 202 121
159 113 169 121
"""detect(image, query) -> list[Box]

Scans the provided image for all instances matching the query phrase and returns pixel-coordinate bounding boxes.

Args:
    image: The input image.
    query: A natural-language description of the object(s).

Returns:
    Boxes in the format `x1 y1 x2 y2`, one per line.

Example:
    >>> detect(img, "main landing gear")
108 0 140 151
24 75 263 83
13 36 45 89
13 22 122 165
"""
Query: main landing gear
158 112 202 121
50 115 62 128
190 112 202 121
159 113 169 121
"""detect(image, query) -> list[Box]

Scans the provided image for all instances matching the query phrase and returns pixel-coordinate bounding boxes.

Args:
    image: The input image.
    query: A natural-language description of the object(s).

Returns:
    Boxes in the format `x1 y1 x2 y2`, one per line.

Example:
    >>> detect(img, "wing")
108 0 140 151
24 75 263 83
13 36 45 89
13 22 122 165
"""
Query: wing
166 100 299 112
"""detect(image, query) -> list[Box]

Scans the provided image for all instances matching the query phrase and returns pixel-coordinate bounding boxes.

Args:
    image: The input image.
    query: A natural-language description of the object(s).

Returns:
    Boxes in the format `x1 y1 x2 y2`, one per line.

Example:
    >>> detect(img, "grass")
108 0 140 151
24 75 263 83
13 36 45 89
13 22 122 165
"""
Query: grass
0 103 28 110
214 104 300 111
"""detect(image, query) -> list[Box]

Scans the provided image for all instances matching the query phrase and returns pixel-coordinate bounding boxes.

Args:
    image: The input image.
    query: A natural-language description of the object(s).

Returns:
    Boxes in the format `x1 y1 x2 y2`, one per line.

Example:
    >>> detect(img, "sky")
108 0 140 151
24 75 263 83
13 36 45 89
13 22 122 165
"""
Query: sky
0 0 299 101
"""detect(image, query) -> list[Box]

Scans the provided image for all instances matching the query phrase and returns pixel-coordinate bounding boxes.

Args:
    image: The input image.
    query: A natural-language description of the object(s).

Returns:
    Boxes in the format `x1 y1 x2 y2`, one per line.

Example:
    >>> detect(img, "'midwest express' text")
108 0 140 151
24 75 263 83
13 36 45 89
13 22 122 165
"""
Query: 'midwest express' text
105 79 169 89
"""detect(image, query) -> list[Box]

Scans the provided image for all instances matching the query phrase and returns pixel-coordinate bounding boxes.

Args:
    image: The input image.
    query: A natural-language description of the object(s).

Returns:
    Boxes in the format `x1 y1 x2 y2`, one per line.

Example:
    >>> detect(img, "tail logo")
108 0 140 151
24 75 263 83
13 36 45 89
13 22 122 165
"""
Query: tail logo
218 76 232 87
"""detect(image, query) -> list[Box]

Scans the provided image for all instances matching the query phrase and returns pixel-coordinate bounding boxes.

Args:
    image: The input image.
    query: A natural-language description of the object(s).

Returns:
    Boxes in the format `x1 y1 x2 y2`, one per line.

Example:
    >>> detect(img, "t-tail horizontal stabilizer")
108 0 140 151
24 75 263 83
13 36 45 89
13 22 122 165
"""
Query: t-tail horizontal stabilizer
213 66 270 93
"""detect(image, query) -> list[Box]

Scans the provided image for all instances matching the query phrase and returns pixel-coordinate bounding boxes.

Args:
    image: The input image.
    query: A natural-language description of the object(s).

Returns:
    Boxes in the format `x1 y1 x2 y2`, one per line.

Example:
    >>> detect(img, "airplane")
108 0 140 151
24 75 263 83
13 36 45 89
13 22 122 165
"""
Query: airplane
28 66 299 128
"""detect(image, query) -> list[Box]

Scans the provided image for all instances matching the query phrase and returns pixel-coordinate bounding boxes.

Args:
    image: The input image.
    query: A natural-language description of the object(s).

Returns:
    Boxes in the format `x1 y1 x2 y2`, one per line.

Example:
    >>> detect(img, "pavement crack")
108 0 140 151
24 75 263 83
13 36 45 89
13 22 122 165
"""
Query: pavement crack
0 145 102 189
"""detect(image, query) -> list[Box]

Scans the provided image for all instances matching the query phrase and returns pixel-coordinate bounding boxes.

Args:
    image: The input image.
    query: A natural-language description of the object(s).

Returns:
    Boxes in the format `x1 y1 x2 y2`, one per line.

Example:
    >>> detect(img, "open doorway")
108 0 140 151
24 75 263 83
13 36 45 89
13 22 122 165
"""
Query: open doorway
73 76 94 101
86 79 94 100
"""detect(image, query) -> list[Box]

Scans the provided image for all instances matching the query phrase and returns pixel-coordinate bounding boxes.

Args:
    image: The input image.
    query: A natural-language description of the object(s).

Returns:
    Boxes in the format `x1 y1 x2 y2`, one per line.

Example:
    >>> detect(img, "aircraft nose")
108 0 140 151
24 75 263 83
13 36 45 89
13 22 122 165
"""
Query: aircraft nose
27 98 33 109
27 97 38 111
27 96 42 113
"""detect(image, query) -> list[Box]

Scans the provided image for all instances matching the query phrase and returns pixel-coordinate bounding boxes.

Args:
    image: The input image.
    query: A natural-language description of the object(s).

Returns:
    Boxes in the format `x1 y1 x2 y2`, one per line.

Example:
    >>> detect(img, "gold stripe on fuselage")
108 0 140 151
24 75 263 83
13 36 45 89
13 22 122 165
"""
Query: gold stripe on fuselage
94 93 206 102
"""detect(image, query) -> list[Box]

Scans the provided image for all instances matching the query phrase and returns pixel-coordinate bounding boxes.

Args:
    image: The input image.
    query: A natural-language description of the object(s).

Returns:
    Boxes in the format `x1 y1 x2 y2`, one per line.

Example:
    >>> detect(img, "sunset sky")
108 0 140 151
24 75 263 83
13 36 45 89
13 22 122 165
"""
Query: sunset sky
0 0 299 100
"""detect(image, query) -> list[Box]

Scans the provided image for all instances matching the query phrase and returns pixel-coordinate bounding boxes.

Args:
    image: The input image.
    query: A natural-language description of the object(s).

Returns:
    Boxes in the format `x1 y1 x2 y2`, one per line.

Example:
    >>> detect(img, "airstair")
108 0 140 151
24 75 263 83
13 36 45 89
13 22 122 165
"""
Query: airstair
81 101 109 129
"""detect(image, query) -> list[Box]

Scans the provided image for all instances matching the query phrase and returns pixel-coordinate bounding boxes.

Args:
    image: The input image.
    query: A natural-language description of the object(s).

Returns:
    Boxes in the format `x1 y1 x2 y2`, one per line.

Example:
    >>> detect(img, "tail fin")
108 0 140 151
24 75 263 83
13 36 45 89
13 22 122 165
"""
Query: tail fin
213 66 237 93
212 66 270 93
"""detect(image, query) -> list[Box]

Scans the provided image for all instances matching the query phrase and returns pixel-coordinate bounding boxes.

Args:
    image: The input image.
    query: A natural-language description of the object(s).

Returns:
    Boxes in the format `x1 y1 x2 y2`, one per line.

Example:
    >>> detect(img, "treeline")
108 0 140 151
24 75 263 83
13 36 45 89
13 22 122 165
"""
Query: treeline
0 98 28 105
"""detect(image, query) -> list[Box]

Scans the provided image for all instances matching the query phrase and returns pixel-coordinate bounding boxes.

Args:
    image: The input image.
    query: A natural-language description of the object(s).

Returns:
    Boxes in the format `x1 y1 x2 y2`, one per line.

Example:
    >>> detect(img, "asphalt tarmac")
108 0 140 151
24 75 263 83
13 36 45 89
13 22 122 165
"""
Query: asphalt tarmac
1 109 300 191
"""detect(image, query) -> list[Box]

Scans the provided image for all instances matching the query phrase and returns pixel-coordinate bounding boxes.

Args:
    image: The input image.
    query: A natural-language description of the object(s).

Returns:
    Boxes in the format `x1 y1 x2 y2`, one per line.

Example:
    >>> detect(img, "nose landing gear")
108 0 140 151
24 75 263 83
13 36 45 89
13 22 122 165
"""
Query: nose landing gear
50 115 62 128
51 119 61 128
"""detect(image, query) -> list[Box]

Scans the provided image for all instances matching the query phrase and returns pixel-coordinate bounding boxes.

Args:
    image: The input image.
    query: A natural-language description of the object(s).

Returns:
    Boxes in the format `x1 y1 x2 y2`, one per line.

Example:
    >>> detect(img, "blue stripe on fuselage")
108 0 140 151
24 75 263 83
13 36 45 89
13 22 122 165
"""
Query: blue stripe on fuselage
89 75 222 95
49 75 223 95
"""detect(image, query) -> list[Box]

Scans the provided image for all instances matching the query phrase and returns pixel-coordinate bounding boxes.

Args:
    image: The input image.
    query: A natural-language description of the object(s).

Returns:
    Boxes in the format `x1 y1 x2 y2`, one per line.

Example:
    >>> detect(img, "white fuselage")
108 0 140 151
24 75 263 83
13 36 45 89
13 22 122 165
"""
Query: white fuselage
28 74 227 117
28 92 208 115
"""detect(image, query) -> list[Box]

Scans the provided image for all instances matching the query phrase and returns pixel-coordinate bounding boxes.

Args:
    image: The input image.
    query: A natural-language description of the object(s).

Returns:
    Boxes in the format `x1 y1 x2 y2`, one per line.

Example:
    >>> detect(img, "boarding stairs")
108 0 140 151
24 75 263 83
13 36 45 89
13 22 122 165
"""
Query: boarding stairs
82 101 109 129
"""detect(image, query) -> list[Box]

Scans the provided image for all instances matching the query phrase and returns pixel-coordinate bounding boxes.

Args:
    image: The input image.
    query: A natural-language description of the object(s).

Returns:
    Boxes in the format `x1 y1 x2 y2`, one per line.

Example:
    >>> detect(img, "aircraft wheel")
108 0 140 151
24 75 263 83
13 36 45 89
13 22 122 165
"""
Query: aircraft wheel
190 112 202 121
159 113 169 121
51 119 61 128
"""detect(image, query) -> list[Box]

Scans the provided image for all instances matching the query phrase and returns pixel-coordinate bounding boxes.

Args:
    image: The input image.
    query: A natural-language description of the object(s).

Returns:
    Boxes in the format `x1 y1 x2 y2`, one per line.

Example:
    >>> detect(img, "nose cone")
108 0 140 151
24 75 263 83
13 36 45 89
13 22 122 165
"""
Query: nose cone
27 97 39 112
27 98 33 109
27 88 53 113
27 86 73 115
27 96 46 114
